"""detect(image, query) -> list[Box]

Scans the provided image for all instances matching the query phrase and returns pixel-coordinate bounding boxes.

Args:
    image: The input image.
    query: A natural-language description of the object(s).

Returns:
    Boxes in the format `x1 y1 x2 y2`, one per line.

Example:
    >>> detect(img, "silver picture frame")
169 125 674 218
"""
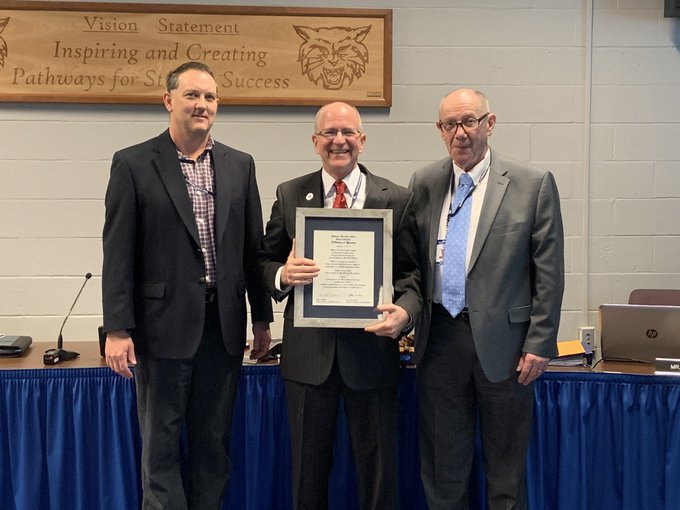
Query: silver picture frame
294 208 393 328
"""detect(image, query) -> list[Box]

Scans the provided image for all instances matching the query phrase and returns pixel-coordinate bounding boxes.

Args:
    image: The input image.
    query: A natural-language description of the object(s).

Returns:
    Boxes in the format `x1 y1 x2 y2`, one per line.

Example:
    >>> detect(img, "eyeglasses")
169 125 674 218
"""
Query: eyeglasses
437 113 490 134
315 128 363 139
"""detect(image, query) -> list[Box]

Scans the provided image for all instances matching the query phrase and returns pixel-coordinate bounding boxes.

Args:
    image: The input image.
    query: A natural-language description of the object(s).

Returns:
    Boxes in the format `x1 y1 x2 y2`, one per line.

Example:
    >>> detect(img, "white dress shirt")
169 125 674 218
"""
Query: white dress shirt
433 149 491 303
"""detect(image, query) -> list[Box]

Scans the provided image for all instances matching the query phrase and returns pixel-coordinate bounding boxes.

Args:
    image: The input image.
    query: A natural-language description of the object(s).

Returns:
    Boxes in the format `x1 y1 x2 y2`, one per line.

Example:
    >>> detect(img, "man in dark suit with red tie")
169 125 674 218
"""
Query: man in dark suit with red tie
258 102 418 509
102 61 273 509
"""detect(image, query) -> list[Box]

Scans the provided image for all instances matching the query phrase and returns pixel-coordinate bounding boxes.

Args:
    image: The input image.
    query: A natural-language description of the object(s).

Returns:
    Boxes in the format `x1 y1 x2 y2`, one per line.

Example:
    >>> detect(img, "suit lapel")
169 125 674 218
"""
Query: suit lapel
213 145 233 242
361 166 388 209
427 160 453 266
153 132 201 247
469 157 509 272
296 171 324 209
288 171 324 239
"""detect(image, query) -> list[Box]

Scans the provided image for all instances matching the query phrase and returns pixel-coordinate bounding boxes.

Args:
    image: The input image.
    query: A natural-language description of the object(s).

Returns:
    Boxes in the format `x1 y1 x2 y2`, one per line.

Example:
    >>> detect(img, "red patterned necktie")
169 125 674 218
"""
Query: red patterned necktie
333 180 348 209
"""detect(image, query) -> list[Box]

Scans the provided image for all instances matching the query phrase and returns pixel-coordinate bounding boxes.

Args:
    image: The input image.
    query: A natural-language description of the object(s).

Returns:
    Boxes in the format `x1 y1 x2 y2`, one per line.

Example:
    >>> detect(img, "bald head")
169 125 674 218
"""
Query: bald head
439 89 490 116
314 102 363 133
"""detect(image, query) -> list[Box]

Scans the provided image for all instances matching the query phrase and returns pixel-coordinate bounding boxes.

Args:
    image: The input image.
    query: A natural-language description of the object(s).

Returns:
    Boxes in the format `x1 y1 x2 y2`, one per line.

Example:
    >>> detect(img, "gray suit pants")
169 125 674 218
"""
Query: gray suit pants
417 304 534 510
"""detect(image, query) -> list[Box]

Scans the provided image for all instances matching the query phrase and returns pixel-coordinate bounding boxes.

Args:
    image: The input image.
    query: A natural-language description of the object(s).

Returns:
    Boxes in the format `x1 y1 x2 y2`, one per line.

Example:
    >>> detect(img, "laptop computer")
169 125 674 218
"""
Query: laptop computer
599 304 680 363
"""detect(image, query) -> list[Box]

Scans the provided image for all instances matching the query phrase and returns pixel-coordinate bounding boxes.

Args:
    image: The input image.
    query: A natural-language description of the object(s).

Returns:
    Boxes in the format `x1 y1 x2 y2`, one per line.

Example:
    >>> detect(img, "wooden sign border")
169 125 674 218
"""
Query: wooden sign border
0 1 392 106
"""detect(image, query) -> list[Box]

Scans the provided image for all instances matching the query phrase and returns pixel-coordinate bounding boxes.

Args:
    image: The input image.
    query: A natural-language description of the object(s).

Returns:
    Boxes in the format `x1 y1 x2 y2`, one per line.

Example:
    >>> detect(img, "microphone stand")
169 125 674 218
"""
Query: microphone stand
44 273 91 365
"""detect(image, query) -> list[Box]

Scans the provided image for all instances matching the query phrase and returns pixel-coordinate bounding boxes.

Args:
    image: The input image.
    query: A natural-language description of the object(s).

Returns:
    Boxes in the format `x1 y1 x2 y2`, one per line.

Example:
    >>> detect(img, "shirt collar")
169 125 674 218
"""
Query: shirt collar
452 148 491 186
322 165 362 200
176 136 215 161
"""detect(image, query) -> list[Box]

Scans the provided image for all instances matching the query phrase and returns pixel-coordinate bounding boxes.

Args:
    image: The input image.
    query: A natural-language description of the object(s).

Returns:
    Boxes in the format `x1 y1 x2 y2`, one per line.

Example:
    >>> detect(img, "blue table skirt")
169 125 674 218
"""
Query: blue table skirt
2 366 679 510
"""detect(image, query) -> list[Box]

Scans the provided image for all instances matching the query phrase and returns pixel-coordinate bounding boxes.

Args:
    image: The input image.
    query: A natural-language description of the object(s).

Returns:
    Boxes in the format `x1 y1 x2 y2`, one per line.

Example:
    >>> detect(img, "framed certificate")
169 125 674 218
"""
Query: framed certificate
294 208 393 328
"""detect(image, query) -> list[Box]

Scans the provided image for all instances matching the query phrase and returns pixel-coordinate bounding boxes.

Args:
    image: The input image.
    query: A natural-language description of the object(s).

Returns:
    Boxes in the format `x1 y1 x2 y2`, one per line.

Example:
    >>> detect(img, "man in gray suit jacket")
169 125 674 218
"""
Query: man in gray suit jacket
259 102 417 509
405 89 564 510
102 62 273 509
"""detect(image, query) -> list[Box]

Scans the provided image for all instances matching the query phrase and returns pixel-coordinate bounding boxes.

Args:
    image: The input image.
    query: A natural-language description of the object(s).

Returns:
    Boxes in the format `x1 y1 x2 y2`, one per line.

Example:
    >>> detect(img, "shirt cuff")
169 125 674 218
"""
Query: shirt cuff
274 266 293 300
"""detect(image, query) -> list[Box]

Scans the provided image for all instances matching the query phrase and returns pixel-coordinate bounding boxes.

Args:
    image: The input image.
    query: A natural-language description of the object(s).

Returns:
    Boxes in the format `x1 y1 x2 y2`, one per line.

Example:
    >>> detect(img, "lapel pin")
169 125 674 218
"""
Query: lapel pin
305 193 314 201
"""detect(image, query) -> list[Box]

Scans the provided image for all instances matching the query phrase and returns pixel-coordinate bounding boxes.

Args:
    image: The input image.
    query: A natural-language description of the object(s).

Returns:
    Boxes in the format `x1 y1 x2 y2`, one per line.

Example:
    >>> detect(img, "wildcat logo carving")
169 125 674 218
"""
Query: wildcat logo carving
294 25 371 90
0 18 9 69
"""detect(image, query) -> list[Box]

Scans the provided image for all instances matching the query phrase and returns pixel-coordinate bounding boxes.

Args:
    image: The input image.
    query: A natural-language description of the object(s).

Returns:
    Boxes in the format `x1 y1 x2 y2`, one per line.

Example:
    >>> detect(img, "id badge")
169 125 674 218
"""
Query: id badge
435 239 446 265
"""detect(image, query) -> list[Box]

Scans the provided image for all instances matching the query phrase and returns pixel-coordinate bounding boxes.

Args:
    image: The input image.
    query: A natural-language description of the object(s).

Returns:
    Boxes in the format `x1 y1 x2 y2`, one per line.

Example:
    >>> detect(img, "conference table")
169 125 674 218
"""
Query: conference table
1 342 679 510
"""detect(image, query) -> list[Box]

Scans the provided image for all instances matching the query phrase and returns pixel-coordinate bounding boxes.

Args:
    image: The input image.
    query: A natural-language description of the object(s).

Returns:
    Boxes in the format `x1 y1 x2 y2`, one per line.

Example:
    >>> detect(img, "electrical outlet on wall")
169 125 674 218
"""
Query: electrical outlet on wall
579 326 596 349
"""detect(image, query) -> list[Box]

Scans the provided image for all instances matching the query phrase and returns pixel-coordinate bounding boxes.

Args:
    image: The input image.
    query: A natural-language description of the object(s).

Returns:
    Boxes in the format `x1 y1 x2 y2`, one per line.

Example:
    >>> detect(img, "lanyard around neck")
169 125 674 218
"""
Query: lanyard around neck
333 171 363 209
347 172 363 209
447 165 489 220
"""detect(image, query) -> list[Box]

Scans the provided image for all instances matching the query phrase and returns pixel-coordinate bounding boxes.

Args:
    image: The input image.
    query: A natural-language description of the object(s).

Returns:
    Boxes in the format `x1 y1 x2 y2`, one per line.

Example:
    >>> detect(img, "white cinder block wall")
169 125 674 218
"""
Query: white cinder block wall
1 0 678 346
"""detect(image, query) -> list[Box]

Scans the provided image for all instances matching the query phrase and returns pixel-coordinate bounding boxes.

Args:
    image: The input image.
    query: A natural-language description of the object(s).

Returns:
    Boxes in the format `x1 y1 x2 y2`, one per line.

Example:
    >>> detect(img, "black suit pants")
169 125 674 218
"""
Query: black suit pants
285 359 399 510
417 304 534 510
135 297 243 510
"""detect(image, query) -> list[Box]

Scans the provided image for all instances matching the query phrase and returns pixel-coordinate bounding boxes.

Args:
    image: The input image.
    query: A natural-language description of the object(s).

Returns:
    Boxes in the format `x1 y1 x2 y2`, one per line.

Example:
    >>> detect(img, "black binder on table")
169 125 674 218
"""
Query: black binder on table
0 335 33 357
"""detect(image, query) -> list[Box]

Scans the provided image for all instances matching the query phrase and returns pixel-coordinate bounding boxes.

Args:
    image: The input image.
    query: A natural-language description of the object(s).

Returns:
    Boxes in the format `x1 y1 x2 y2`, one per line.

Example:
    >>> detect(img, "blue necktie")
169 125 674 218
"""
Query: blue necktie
442 172 474 317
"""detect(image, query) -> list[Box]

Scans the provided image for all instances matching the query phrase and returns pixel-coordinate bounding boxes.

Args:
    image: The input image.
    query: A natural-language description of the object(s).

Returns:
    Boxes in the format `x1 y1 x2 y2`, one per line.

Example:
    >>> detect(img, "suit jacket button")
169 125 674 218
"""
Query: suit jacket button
199 277 207 284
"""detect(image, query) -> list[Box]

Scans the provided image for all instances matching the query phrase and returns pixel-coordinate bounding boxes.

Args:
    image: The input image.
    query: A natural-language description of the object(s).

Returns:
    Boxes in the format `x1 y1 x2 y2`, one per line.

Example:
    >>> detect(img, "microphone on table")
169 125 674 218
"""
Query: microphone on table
44 273 92 365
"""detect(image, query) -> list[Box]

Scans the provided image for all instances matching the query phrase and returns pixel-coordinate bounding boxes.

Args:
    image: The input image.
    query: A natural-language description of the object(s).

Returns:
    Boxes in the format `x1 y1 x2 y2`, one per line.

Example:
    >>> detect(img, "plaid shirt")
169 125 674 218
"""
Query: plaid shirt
177 137 217 285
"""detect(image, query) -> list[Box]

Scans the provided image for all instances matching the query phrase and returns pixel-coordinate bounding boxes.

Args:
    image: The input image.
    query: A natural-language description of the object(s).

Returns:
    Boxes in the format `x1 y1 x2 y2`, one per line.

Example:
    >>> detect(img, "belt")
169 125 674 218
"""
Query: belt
433 303 469 321
205 287 217 303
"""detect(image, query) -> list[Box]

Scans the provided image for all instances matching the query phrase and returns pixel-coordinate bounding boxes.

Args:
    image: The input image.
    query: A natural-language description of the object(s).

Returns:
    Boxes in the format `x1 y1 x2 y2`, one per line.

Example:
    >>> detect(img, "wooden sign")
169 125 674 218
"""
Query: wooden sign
0 1 392 106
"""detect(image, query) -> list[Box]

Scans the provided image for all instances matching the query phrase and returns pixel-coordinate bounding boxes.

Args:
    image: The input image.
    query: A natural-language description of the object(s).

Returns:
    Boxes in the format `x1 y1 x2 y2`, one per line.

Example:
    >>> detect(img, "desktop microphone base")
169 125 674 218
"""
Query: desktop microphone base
43 348 80 365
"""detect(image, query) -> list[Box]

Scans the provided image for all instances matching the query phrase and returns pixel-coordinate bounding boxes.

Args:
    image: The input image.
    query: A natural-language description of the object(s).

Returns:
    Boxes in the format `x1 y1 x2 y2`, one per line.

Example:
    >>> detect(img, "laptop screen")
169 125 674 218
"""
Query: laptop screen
599 304 680 363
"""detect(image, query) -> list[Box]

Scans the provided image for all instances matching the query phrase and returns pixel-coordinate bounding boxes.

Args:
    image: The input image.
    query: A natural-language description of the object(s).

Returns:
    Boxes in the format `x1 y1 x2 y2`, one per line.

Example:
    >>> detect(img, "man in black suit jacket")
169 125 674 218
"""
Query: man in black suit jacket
259 102 418 509
102 61 273 509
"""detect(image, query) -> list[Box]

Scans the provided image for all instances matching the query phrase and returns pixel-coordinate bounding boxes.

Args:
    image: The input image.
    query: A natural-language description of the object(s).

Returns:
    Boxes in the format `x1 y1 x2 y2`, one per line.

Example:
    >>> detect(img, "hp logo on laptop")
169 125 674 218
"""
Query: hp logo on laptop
646 329 658 339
